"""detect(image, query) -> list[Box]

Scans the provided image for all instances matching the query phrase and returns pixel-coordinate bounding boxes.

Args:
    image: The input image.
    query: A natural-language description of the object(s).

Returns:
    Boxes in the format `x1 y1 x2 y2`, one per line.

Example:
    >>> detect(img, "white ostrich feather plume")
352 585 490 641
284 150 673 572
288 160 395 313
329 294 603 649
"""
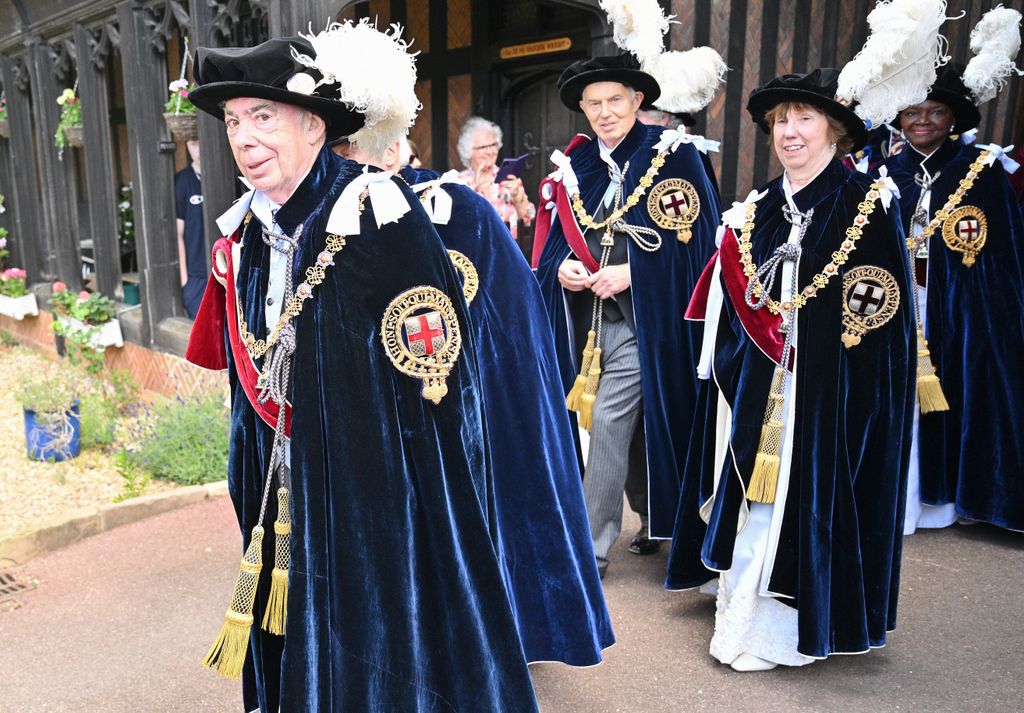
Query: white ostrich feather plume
599 0 672 67
294 20 421 158
837 0 950 126
963 5 1023 104
650 47 727 113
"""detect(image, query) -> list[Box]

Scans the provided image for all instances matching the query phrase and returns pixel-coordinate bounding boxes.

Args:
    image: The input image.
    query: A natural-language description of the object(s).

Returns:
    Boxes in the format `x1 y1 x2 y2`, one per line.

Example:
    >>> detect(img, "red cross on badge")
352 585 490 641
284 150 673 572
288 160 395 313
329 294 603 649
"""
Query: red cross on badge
958 219 980 242
849 282 884 316
660 191 689 217
404 311 446 356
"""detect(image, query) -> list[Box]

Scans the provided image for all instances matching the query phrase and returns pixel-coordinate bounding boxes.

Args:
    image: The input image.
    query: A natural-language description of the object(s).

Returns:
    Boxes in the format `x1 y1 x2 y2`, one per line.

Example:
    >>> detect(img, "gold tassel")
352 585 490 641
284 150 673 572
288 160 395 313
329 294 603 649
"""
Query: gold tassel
262 488 291 635
916 327 949 413
203 525 265 679
577 346 602 431
747 366 786 504
566 330 596 412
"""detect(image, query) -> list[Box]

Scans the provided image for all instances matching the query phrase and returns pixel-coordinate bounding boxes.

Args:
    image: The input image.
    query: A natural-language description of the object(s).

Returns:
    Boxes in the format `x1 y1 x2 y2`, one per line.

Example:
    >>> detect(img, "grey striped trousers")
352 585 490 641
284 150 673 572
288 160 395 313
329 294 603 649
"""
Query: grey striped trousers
583 317 644 563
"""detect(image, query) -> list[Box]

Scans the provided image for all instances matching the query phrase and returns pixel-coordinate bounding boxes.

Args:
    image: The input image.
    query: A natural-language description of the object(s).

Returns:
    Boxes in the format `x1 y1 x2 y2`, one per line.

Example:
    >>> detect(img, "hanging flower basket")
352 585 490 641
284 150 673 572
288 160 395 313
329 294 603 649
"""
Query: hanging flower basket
163 112 199 142
57 315 124 349
0 293 38 320
0 120 9 139
63 125 84 148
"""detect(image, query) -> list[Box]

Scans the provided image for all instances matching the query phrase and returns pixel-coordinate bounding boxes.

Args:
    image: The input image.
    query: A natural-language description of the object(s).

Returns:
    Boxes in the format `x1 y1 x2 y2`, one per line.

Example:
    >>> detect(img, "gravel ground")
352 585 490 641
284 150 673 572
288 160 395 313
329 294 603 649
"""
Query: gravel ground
0 346 174 539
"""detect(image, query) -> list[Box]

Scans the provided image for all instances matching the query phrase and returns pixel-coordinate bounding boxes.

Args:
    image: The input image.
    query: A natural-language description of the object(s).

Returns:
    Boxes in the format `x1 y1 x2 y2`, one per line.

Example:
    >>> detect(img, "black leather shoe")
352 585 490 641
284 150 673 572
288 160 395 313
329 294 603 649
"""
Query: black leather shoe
628 526 662 555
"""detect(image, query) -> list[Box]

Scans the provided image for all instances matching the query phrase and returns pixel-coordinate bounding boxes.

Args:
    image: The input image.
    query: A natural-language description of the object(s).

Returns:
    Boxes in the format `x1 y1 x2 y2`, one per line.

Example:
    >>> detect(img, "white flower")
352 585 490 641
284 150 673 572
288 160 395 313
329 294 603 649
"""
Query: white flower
286 72 317 96
168 78 189 93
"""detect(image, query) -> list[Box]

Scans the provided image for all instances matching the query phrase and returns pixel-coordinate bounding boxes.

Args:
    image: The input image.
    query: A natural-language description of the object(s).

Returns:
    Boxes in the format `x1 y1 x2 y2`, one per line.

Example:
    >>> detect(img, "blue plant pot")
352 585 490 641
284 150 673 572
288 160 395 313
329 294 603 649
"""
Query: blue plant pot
23 400 81 462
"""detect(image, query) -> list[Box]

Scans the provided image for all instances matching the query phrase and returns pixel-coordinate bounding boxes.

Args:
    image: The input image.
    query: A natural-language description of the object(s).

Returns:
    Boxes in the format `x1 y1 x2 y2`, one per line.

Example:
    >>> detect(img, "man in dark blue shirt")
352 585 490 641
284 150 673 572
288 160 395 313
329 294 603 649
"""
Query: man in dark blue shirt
175 139 206 318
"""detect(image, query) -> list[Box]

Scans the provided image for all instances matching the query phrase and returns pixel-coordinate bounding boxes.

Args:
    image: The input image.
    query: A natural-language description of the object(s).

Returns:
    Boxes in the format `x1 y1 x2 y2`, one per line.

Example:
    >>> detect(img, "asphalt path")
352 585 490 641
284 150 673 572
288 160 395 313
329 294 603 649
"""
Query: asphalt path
2 496 1022 713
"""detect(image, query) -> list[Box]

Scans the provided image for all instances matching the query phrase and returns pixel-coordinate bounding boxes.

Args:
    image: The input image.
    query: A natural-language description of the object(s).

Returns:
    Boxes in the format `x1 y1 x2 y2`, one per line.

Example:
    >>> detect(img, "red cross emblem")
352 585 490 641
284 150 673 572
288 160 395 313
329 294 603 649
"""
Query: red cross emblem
404 311 446 356
958 218 980 243
849 282 884 316
660 190 690 217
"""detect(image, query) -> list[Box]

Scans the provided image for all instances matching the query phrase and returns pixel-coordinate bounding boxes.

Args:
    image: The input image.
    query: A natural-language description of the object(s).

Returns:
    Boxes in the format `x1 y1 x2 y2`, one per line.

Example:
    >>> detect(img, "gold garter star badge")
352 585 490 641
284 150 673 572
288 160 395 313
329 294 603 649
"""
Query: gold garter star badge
942 205 987 267
841 266 900 349
381 286 463 403
446 250 479 305
646 178 700 243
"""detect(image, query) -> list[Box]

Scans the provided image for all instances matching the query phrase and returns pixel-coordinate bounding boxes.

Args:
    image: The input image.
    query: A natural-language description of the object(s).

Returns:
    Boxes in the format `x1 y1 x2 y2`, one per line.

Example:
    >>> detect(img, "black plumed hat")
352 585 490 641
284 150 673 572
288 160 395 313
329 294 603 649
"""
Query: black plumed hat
557 53 661 112
747 68 870 151
922 63 981 133
189 36 365 141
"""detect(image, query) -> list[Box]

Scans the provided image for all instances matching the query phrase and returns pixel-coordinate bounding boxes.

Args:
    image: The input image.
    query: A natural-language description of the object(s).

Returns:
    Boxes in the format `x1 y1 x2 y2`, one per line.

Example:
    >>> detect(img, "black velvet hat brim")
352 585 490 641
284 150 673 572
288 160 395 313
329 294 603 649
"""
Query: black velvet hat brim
558 68 662 113
925 88 981 133
747 87 869 151
189 81 365 141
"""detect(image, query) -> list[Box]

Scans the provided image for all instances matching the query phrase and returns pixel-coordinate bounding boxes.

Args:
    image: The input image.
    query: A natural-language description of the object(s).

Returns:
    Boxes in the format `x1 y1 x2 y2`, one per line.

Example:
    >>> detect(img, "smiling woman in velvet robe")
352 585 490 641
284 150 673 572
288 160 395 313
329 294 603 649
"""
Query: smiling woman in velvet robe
880 63 1024 534
666 68 915 671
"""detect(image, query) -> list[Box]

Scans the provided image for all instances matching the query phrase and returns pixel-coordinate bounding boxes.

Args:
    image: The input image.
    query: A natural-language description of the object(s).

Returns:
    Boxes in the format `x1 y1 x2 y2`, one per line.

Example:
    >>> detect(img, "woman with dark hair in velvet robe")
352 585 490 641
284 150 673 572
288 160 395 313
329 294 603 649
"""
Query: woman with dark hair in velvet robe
881 63 1024 534
666 69 915 671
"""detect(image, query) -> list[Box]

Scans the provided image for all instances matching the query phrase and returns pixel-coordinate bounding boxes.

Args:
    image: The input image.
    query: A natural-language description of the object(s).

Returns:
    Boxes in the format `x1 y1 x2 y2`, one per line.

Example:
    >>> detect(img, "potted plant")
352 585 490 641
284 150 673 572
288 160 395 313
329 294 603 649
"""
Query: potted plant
0 194 38 319
15 374 81 461
50 283 122 374
54 87 83 152
163 78 198 143
0 92 9 139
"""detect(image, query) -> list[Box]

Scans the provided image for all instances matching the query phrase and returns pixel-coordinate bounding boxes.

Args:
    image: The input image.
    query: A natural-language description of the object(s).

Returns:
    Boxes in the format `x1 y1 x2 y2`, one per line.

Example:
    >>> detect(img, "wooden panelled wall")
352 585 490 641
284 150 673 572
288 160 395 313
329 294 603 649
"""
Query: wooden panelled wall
673 0 1024 204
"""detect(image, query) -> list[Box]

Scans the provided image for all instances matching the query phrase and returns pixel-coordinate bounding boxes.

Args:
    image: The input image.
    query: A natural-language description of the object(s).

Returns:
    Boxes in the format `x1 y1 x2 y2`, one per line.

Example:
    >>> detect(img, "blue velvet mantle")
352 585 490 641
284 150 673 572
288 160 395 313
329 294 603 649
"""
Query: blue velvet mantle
534 120 721 539
666 159 916 658
401 166 615 665
883 140 1024 530
214 148 538 712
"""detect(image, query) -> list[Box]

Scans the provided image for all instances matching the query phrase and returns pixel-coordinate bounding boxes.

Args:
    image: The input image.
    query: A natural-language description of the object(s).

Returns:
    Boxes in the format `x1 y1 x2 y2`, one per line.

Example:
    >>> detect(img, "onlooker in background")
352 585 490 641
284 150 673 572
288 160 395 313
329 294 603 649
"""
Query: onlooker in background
403 137 423 168
456 116 535 240
175 139 206 318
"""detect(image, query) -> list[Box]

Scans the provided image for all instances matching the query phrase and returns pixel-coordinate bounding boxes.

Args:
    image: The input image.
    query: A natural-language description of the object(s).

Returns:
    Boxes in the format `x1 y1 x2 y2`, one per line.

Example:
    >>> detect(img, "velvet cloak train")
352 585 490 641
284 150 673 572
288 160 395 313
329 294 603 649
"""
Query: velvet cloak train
402 165 615 665
883 140 1024 531
187 148 539 712
666 159 916 658
533 120 721 539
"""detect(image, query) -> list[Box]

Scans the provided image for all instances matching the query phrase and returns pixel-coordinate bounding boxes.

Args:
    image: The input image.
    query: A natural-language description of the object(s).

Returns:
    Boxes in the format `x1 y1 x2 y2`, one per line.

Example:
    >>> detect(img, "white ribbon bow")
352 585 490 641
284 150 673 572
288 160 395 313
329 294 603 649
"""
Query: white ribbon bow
653 128 722 155
327 166 411 236
962 128 978 146
215 187 256 236
720 189 768 232
412 170 463 225
548 149 580 195
976 143 1020 174
874 165 901 212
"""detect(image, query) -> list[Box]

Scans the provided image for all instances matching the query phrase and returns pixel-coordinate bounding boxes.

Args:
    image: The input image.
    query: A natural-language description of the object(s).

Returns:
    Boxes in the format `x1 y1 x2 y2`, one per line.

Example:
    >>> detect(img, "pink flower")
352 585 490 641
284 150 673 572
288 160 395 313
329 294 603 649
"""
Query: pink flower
181 90 189 99
0 238 7 248
8 268 25 278
78 290 90 301
52 280 67 293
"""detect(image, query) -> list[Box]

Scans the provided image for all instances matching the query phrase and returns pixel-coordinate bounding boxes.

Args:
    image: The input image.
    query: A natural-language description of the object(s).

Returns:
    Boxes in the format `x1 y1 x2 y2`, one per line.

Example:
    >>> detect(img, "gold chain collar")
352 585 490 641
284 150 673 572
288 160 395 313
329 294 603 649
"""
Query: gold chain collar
905 150 989 252
570 151 668 230
737 180 887 315
237 193 366 361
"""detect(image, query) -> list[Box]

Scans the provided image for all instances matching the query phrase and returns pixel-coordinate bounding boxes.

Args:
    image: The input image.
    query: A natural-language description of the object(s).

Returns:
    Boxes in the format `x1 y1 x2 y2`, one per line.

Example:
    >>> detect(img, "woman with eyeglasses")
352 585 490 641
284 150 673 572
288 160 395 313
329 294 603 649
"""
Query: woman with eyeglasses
456 116 535 240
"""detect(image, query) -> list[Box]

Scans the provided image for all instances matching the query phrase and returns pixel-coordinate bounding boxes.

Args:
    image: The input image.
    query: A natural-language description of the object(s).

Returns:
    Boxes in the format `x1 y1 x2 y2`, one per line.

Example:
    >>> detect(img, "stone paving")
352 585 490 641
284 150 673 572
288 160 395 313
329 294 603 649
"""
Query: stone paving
2 496 1022 713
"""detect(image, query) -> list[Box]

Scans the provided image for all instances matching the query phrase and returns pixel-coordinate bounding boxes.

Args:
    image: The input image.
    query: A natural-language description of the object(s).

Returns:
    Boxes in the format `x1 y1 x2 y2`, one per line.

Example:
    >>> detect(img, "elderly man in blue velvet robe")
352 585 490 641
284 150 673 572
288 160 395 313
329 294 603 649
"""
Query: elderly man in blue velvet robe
184 30 538 713
532 52 720 578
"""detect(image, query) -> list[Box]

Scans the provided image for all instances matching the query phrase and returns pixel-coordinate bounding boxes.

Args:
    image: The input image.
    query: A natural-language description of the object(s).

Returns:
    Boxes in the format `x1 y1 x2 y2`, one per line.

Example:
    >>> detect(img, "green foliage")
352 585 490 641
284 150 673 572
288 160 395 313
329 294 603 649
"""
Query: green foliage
113 447 150 502
0 329 19 347
79 393 117 449
132 392 229 485
164 80 198 115
14 374 76 416
53 88 82 151
49 287 117 324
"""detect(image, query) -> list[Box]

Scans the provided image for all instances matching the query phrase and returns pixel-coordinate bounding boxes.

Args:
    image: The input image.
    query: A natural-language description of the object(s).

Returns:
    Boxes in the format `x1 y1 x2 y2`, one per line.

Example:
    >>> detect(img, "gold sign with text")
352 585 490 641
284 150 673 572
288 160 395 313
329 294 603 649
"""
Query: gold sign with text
500 37 573 60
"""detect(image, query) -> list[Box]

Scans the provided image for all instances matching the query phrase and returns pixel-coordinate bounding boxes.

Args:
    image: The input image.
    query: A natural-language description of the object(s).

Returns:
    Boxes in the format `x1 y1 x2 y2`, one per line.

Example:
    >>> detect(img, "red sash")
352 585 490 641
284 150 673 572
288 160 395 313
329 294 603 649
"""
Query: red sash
717 228 790 368
185 232 292 435
531 134 595 270
685 249 719 321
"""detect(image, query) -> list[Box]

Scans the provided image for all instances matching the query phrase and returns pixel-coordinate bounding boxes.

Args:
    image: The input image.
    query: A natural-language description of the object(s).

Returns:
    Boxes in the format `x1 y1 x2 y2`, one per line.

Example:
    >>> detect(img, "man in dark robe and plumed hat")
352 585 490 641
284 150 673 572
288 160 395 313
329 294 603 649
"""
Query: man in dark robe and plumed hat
531 0 722 578
184 27 539 713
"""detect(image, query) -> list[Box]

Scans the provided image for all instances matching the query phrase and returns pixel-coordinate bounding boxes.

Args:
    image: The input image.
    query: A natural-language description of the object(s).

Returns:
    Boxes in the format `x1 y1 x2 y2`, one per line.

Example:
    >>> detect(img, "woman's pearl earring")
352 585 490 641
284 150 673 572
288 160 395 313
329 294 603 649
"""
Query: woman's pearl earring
830 142 837 152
